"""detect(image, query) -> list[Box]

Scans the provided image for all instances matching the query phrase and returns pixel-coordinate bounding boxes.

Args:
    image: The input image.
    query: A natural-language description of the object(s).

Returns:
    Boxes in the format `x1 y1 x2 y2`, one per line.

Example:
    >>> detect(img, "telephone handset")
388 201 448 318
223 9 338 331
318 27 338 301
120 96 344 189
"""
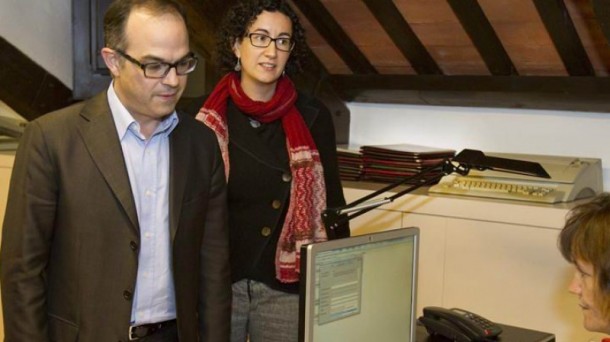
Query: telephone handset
418 306 503 342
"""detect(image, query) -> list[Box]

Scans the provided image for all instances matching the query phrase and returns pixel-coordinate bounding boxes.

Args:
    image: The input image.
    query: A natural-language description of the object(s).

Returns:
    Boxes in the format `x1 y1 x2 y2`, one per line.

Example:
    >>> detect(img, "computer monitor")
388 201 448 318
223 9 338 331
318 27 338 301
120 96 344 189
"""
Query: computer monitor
299 227 419 342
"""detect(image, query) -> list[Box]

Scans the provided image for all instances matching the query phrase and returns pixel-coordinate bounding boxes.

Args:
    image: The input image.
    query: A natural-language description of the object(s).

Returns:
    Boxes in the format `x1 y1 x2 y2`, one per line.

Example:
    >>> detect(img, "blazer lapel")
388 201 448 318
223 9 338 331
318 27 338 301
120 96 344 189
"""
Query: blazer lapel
77 92 140 232
168 117 188 241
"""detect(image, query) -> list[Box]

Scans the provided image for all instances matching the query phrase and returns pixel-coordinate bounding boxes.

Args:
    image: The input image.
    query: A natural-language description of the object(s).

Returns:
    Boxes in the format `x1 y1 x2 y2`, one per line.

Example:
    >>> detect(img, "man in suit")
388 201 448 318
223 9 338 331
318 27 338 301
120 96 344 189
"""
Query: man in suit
0 0 231 341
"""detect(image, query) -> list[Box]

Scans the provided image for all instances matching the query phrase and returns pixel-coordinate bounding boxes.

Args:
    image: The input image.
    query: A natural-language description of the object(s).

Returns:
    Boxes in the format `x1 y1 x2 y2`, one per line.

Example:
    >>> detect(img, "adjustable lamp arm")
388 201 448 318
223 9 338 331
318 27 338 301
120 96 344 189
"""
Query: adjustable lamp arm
322 158 469 235
322 149 550 237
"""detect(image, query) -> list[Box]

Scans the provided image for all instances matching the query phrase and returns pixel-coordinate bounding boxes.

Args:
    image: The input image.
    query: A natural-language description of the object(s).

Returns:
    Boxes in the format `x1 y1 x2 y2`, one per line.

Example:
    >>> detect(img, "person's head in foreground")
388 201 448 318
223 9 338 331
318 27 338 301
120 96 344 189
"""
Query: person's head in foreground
559 193 610 334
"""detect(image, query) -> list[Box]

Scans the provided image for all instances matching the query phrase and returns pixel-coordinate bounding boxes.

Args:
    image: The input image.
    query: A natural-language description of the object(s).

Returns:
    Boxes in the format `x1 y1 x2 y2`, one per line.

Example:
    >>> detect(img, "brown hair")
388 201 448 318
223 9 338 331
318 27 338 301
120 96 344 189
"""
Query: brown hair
559 193 610 319
103 0 187 51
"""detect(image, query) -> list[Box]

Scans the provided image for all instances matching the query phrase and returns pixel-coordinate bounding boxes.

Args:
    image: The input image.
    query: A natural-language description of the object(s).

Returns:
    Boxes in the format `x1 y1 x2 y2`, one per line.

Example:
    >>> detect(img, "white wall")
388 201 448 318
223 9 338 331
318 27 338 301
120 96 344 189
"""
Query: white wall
348 102 610 191
0 0 72 88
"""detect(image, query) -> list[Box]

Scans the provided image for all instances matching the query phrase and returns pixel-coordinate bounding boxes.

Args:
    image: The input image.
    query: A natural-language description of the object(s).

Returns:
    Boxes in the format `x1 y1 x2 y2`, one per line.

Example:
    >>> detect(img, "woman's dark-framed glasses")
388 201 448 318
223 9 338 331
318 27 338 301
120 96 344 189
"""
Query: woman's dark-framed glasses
115 50 198 79
246 33 294 52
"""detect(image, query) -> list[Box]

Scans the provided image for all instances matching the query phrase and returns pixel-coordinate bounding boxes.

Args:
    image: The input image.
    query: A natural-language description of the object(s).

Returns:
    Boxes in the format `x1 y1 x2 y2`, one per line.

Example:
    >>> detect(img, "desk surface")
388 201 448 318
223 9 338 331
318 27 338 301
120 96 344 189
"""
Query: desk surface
417 323 555 342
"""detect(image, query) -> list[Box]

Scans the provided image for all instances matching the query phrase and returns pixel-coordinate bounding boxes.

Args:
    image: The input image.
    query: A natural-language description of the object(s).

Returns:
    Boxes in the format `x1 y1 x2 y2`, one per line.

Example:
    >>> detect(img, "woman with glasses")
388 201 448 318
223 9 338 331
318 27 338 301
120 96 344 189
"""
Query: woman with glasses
188 0 349 341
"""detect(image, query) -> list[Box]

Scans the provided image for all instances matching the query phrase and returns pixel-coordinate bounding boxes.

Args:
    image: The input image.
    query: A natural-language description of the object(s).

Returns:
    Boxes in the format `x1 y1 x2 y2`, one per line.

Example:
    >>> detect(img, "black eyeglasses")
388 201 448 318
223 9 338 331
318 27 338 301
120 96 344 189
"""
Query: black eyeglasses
114 50 198 79
246 33 294 52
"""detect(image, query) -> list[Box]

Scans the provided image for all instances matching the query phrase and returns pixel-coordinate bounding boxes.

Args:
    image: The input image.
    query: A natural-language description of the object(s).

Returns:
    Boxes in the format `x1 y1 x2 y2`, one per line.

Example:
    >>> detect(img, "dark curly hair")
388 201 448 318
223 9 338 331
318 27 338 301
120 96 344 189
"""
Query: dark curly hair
214 0 309 75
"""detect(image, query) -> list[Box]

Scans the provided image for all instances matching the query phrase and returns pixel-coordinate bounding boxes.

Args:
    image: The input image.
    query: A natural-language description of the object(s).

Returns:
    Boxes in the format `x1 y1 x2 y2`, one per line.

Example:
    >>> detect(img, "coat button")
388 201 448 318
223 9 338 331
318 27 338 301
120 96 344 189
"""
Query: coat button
261 226 272 237
282 173 292 182
130 241 138 252
123 290 133 301
271 200 281 209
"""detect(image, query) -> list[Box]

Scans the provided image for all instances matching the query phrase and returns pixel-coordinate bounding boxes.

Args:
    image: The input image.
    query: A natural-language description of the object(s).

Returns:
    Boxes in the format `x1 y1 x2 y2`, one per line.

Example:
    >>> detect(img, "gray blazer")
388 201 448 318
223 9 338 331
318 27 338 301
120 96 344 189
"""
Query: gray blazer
0 92 231 341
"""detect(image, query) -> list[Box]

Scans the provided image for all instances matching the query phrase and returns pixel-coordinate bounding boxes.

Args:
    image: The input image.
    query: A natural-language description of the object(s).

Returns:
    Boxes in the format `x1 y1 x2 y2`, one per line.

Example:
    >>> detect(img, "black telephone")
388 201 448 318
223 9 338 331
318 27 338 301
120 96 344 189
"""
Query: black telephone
418 306 503 342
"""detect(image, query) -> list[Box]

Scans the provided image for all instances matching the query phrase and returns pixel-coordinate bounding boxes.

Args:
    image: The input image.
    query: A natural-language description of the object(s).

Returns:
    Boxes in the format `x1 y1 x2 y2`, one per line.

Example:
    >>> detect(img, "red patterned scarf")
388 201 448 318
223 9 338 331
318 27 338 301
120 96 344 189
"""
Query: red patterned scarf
195 72 328 283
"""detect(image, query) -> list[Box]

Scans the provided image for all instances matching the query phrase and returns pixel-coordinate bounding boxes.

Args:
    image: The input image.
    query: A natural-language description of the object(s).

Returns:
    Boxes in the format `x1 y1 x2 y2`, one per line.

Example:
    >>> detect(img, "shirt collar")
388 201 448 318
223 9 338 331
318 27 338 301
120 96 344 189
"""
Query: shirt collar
107 82 179 140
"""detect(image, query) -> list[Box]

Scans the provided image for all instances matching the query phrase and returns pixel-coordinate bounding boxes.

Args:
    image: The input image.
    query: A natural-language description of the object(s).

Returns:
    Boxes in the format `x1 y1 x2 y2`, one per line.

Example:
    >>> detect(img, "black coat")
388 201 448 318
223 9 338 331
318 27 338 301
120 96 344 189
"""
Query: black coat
186 92 349 292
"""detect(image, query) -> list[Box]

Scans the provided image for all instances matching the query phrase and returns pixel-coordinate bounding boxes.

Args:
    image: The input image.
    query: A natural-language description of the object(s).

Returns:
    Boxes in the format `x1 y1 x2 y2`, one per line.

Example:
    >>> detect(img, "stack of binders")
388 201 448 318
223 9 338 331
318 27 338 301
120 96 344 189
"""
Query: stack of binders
360 144 455 184
336 145 363 181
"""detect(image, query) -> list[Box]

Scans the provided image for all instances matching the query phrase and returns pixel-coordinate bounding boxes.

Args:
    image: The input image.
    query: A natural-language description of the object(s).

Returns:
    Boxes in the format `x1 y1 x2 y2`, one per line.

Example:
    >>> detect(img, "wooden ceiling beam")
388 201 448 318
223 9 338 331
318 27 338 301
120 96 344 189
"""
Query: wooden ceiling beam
447 0 517 76
592 0 610 46
330 75 610 113
330 74 610 94
533 0 594 76
335 88 610 113
290 0 377 74
362 0 441 75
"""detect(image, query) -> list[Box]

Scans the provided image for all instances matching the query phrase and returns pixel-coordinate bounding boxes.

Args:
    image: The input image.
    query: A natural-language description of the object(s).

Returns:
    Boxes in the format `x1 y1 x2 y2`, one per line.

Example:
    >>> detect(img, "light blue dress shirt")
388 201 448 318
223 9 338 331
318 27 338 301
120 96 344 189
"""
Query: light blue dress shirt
107 85 179 325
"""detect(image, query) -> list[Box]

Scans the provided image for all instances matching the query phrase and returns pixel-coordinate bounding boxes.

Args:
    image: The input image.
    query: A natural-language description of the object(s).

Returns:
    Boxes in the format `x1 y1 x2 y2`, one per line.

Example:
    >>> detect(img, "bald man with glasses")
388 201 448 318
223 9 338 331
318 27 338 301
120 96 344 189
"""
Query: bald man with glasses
0 0 231 341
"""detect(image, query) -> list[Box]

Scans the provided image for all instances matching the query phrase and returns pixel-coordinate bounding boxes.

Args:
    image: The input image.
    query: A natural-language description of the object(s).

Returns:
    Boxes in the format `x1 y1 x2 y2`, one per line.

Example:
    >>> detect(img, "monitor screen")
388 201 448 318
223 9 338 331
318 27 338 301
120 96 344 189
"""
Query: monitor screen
299 227 419 342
